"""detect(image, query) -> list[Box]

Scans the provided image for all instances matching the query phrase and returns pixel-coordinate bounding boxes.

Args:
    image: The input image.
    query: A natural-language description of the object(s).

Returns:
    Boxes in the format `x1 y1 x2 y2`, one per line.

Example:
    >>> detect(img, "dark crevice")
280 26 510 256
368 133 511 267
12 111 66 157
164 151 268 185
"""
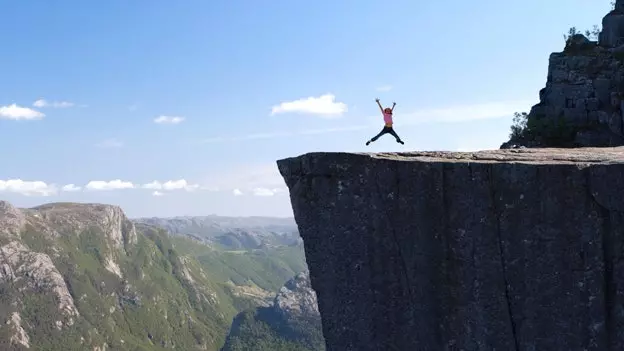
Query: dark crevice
488 164 520 351
373 163 415 328
586 168 615 348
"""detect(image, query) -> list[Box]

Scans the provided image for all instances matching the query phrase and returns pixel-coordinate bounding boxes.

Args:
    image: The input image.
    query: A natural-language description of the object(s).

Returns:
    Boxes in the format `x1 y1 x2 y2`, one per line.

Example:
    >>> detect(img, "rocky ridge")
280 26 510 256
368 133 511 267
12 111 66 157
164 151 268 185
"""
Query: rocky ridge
133 215 300 250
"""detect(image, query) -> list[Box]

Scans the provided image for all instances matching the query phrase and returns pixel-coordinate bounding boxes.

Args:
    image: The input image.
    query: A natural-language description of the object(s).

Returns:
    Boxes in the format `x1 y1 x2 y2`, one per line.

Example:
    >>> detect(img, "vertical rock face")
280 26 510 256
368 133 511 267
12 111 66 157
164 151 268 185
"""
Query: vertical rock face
277 149 624 351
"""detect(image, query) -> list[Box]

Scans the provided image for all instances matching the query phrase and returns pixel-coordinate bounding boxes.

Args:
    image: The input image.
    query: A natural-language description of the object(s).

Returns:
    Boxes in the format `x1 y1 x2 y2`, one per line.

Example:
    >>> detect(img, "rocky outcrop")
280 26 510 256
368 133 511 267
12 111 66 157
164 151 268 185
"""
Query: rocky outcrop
501 1 624 148
221 272 324 351
273 271 319 319
6 312 30 348
31 202 138 249
0 241 79 327
0 201 26 237
600 0 624 47
278 149 624 351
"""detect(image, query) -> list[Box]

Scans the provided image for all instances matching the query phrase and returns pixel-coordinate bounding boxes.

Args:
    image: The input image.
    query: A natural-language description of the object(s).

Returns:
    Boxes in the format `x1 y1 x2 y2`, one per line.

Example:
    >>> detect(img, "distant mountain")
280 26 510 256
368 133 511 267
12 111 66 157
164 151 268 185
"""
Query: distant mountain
0 201 309 351
221 272 325 351
133 215 301 250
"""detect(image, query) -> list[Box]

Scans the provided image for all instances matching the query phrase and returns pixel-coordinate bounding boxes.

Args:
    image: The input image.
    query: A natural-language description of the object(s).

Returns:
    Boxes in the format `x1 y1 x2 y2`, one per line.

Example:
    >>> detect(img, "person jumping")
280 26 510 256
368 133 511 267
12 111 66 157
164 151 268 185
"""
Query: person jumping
366 98 404 145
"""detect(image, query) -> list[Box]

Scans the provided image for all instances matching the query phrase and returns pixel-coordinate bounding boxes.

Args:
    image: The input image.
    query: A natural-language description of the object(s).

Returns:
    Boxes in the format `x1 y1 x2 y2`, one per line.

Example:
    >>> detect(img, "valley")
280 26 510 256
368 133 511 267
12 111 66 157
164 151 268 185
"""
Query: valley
0 200 323 351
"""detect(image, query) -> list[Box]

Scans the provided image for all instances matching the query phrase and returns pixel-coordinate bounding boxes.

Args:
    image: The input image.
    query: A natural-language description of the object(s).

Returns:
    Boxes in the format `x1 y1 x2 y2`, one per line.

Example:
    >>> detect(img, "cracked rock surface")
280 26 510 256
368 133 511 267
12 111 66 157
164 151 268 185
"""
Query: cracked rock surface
277 148 624 351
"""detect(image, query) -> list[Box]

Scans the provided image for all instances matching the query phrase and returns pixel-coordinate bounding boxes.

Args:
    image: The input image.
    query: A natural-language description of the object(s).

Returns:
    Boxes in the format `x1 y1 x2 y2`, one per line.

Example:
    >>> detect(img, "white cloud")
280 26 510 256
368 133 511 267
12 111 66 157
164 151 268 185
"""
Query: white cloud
233 189 243 196
0 104 44 120
141 179 199 191
95 138 123 148
152 191 164 197
0 179 56 196
397 100 534 125
33 99 75 108
154 116 185 124
252 187 286 196
270 94 347 117
61 184 81 192
85 180 135 191
376 85 393 92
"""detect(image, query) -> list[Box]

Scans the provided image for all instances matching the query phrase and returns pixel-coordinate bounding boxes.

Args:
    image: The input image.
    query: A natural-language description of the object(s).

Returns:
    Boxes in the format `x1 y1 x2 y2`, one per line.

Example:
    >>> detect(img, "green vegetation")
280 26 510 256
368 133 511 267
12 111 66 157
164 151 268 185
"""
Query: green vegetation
221 307 325 351
171 236 307 310
509 111 577 147
1 220 309 350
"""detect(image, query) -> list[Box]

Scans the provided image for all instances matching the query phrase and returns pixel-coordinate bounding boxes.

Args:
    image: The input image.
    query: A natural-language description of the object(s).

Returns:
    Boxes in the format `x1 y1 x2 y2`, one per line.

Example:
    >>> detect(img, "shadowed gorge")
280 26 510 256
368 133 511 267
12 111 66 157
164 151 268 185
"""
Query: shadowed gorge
277 148 624 351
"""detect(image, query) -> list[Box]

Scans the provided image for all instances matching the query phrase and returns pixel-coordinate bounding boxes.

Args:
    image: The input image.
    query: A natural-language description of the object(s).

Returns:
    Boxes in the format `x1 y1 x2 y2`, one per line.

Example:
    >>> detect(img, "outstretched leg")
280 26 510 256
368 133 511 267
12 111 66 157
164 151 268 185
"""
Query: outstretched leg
366 127 389 145
387 128 404 144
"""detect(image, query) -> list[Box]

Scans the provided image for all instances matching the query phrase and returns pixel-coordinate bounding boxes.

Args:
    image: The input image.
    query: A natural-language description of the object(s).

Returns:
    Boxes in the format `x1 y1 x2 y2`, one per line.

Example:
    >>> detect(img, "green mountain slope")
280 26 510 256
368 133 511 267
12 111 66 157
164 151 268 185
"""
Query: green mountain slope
171 236 307 311
0 201 310 351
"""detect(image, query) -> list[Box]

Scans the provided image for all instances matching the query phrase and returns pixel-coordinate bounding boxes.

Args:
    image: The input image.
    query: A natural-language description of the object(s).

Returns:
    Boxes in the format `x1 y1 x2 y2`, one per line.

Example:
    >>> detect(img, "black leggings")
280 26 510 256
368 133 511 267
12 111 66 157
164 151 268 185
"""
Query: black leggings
370 126 401 142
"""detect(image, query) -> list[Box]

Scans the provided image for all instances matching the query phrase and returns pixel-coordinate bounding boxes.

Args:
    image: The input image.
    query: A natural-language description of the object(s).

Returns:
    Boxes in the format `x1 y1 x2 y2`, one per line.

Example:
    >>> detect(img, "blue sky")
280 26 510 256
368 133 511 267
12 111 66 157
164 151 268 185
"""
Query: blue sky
0 0 612 217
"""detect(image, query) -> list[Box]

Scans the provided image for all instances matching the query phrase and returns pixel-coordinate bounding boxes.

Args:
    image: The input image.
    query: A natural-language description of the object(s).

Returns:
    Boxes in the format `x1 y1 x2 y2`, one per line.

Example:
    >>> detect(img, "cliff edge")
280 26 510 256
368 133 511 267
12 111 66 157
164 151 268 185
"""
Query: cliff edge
277 148 624 351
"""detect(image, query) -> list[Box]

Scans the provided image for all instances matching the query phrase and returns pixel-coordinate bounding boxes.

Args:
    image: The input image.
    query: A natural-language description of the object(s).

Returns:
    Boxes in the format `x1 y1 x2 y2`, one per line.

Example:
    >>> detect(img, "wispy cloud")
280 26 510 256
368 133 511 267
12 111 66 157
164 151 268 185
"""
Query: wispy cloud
95 138 124 148
61 184 82 192
0 179 56 196
199 125 369 144
198 100 529 145
376 85 393 92
0 104 44 120
396 100 533 125
252 187 285 196
202 164 288 197
33 99 75 108
152 191 164 197
154 115 185 124
270 94 347 117
141 179 199 192
85 180 135 191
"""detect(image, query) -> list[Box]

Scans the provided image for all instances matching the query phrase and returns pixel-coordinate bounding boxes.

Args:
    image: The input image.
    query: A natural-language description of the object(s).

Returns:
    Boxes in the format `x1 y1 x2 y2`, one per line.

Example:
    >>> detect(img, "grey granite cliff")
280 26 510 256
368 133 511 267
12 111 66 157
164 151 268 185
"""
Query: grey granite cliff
277 148 624 351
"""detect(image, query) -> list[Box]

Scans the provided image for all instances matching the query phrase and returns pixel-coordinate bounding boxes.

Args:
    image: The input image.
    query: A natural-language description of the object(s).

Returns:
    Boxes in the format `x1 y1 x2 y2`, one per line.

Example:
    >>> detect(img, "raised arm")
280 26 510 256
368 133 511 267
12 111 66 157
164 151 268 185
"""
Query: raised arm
375 98 383 113
391 102 396 112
